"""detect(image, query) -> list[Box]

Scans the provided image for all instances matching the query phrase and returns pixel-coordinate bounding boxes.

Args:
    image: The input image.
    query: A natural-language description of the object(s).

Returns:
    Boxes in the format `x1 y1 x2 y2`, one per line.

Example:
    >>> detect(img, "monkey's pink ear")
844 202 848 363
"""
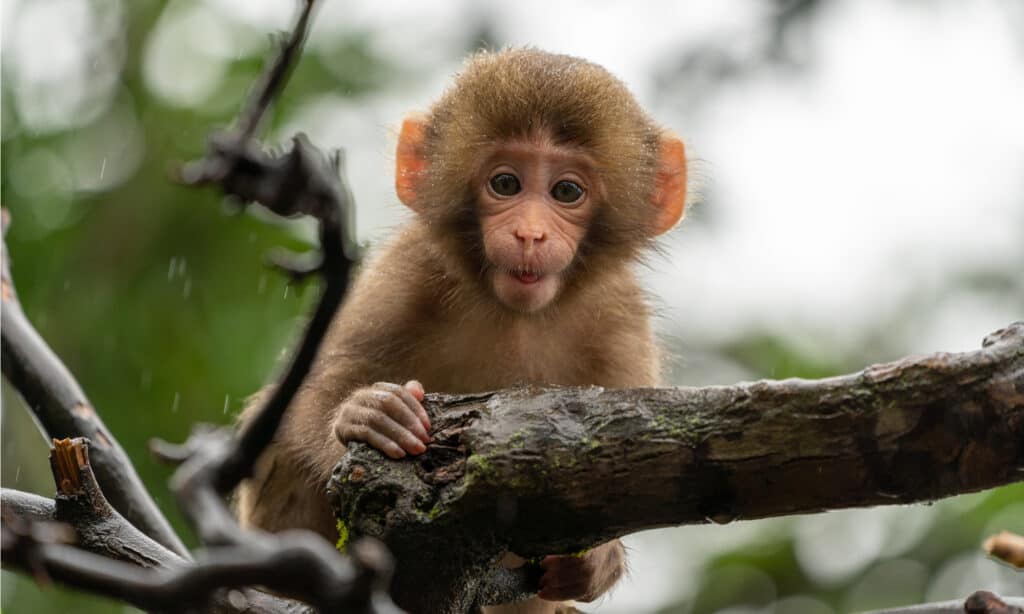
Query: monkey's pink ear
396 114 429 211
651 134 687 236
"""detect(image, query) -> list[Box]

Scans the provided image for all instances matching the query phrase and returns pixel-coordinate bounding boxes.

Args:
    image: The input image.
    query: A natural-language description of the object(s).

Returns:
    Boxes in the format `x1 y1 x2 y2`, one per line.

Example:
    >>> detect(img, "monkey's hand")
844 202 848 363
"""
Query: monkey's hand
332 380 431 459
537 539 626 603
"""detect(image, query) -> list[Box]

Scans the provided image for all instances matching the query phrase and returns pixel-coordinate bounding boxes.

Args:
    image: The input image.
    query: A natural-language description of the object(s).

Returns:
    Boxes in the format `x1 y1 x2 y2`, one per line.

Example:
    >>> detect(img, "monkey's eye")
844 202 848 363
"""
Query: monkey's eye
551 180 584 204
489 173 521 196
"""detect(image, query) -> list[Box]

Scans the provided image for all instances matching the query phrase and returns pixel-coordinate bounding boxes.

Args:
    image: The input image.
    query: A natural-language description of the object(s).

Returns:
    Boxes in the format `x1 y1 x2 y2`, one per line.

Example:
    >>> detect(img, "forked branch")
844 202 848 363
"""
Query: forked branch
1 212 188 557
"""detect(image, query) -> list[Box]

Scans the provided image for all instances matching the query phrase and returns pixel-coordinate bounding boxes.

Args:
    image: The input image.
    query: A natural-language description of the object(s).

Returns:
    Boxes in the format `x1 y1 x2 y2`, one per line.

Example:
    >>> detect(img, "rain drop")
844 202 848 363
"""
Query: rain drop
171 392 180 413
223 394 230 414
183 277 192 299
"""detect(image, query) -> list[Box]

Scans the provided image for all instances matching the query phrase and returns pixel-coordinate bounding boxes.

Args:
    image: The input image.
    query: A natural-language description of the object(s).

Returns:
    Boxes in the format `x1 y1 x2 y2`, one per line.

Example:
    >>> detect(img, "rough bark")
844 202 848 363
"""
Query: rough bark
329 323 1024 613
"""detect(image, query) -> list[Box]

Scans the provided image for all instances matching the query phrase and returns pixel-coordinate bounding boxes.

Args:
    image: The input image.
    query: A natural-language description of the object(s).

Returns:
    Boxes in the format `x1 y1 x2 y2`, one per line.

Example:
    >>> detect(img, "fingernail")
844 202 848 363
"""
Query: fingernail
388 444 406 458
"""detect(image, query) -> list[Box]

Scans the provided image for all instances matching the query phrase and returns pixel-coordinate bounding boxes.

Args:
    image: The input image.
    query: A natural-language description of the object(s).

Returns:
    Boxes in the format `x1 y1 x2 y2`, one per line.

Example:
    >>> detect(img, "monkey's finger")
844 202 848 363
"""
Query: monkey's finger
365 409 427 455
369 381 428 434
371 387 430 443
405 380 425 401
334 422 406 460
403 380 430 430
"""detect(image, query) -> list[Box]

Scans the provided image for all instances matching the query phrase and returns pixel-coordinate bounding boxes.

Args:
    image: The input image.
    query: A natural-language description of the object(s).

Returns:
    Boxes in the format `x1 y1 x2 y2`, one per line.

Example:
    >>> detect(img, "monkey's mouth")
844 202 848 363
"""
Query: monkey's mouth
491 265 560 312
510 268 541 284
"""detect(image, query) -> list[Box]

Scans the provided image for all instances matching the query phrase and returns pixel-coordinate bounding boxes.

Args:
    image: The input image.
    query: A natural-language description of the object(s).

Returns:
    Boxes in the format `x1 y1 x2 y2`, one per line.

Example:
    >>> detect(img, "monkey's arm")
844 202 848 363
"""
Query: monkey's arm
236 236 432 539
235 344 403 540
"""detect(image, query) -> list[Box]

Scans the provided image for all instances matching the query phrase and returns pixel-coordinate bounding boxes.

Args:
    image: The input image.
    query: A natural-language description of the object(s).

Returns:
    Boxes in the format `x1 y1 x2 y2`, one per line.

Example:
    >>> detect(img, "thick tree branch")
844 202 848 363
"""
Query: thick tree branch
1 211 189 558
330 322 1024 612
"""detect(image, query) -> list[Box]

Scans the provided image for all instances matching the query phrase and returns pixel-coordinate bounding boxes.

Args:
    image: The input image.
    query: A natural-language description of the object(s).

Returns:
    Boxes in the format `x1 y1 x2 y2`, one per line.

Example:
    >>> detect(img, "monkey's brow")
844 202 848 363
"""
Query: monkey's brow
473 142 601 176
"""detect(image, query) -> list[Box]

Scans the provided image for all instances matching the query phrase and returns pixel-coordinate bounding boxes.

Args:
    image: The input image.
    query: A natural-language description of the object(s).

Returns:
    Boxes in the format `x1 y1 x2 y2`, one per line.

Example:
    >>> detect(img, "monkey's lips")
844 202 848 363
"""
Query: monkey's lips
512 270 541 284
492 267 560 312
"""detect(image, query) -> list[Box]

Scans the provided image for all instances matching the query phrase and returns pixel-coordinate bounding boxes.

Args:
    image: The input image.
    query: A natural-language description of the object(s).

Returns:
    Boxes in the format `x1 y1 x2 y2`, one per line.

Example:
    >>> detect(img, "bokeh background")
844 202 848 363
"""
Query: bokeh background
2 0 1023 612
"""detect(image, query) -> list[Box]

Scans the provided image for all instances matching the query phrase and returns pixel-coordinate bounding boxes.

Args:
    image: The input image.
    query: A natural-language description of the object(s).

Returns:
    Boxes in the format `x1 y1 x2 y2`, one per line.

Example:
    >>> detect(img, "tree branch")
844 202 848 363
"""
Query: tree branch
0 211 189 558
157 0 358 546
1 440 311 613
330 322 1024 612
3 439 399 613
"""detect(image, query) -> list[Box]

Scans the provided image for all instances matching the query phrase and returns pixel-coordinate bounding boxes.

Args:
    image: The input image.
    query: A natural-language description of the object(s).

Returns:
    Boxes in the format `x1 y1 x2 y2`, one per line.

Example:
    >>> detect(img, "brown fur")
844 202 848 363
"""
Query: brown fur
236 48 684 612
413 49 678 300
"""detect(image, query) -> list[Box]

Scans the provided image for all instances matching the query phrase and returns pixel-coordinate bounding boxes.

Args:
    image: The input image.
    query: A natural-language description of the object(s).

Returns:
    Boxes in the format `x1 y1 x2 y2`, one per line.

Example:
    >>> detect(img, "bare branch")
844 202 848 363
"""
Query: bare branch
234 0 316 141
162 12 358 543
0 211 189 558
2 510 399 614
330 322 1024 612
1 519 326 614
171 0 357 503
48 438 183 568
1 441 312 613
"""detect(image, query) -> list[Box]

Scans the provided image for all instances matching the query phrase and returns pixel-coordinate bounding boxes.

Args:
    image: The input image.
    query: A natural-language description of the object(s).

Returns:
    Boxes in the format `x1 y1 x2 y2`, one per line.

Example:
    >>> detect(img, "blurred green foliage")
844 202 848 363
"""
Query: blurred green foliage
1 2 1021 613
1 2 388 611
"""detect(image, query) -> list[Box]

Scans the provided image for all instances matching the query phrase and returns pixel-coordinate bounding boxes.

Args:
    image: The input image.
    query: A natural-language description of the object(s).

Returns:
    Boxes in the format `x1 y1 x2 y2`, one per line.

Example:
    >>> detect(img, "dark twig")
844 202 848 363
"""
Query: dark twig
235 0 315 140
148 0 394 610
171 0 356 500
165 0 357 517
0 211 189 558
2 518 400 614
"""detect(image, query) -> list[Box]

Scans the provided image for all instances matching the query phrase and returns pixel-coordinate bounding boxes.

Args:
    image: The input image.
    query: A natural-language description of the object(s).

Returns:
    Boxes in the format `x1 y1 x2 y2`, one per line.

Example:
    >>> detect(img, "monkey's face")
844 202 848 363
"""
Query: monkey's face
475 139 596 314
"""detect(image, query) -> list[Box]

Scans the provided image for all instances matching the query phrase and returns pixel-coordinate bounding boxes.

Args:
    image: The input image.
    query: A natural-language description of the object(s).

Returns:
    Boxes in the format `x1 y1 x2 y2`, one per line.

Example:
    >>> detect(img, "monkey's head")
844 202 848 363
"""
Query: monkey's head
396 48 687 314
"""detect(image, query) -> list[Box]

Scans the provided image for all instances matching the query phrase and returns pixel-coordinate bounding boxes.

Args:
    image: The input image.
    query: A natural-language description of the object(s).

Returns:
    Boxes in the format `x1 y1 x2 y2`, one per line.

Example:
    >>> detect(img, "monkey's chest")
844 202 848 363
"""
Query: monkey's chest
416 323 598 393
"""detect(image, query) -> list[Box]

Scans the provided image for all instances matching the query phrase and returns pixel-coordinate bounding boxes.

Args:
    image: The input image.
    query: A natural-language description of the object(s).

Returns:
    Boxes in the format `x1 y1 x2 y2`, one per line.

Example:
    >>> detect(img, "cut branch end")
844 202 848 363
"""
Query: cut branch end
49 438 89 495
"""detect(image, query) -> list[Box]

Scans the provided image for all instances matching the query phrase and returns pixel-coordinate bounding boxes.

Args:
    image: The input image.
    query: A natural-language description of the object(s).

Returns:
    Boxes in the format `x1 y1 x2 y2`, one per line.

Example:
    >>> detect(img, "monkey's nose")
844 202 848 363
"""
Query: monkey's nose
514 227 546 246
